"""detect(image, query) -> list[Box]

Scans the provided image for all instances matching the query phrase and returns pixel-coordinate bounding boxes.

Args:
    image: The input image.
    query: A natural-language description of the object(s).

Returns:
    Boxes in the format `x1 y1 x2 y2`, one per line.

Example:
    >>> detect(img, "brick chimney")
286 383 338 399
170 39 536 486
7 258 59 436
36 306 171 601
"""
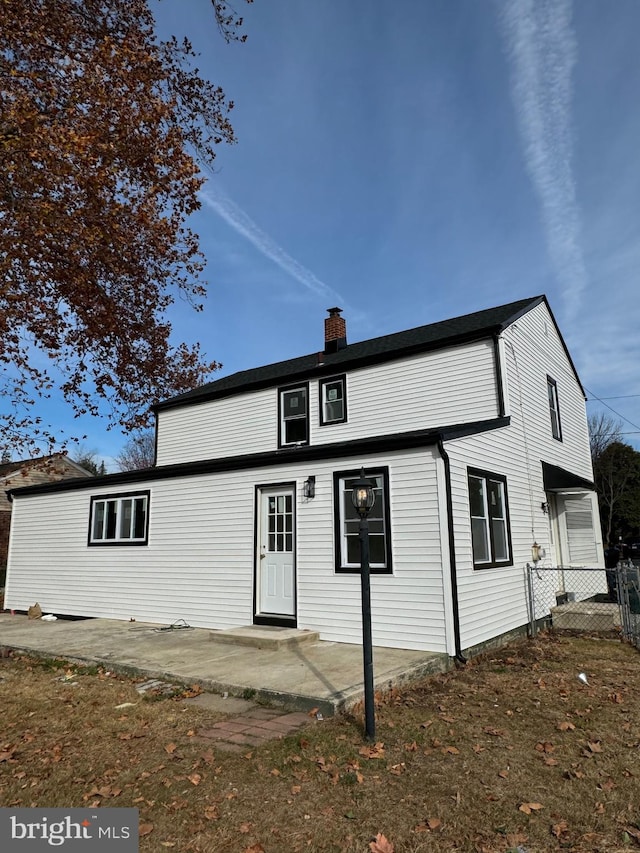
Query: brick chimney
324 307 347 354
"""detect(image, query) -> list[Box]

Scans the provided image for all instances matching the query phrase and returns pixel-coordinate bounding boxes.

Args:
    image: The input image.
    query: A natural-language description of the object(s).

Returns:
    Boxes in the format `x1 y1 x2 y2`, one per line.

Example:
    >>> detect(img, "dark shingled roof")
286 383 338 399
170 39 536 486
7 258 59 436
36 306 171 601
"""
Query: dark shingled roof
154 295 554 412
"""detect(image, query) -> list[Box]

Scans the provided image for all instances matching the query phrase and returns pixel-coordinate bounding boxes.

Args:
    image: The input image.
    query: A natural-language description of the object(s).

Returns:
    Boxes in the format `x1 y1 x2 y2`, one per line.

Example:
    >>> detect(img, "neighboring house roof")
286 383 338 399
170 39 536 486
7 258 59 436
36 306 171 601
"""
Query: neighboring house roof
1 454 94 507
154 294 582 412
0 453 93 483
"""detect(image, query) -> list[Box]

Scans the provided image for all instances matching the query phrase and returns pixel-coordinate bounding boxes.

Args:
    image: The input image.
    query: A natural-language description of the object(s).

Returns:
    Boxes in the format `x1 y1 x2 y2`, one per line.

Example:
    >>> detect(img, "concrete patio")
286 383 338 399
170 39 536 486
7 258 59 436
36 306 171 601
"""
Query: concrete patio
0 614 450 716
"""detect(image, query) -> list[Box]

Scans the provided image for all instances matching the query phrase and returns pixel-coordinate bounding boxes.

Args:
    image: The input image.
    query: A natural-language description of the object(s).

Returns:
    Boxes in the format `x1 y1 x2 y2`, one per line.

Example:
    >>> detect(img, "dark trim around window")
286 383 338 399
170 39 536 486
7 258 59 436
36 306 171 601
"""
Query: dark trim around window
333 466 392 574
467 468 512 570
278 382 310 448
547 375 563 441
88 490 150 546
319 374 347 426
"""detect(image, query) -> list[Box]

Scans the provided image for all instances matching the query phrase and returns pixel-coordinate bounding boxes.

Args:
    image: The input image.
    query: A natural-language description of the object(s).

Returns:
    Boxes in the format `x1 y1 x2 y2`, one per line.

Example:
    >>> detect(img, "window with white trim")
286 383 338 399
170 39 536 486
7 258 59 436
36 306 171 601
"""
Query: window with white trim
279 384 309 446
333 468 391 573
89 492 149 545
547 376 562 441
319 375 347 425
468 469 512 569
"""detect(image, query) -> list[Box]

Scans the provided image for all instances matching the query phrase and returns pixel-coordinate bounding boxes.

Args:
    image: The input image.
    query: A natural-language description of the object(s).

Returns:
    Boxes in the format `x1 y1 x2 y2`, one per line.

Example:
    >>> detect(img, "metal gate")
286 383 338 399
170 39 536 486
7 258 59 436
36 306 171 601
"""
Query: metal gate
526 563 640 647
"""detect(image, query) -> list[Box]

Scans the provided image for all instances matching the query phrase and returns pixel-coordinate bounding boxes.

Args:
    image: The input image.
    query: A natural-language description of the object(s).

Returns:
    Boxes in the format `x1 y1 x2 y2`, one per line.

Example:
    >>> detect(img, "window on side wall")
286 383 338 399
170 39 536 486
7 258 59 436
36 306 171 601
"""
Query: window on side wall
467 469 512 569
319 375 347 426
547 376 562 441
333 467 392 573
279 384 309 447
89 491 150 546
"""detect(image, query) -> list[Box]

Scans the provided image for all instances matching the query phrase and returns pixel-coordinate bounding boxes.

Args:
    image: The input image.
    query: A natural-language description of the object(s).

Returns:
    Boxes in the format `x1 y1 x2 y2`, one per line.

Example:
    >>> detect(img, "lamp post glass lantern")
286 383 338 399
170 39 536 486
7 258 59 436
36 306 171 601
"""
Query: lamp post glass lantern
351 472 376 517
351 467 376 740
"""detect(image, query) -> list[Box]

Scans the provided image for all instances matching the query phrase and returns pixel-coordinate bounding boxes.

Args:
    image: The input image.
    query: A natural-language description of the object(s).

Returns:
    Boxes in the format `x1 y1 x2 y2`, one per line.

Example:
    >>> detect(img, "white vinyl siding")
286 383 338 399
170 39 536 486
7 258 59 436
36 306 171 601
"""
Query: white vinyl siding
447 301 602 652
156 388 276 465
5 448 449 653
155 339 500 465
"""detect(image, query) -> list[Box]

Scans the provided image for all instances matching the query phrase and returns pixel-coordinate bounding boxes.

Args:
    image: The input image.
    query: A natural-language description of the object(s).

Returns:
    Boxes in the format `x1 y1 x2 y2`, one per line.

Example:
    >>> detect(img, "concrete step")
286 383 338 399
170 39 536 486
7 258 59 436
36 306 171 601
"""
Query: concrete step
209 625 320 650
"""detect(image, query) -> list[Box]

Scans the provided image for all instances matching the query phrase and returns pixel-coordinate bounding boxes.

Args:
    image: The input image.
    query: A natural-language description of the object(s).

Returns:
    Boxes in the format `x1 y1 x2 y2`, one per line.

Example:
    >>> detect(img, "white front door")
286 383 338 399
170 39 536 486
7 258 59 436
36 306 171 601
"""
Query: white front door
256 486 296 619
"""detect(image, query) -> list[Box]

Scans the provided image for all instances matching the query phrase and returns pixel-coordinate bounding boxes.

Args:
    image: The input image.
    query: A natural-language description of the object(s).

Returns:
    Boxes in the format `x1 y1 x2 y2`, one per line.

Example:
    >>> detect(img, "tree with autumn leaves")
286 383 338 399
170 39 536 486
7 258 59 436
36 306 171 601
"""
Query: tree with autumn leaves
1 0 250 457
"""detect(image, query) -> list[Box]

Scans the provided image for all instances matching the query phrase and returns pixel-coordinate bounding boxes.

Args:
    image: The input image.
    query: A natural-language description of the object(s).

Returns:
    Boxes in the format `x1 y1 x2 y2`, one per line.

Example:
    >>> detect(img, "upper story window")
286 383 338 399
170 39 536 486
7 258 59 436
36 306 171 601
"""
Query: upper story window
468 469 512 569
333 467 392 574
89 491 150 546
319 375 347 426
279 384 309 447
547 376 562 441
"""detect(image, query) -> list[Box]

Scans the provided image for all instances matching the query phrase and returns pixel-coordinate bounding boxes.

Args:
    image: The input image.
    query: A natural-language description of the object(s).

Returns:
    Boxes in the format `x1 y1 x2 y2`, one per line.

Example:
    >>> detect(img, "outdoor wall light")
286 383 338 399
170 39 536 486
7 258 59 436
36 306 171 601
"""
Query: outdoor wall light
541 501 550 515
303 476 316 499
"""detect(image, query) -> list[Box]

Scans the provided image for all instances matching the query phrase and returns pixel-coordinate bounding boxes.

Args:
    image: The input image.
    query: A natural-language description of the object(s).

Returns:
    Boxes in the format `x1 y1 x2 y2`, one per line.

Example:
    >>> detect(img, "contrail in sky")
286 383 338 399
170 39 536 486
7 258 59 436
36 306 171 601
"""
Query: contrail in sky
200 187 345 305
498 0 586 317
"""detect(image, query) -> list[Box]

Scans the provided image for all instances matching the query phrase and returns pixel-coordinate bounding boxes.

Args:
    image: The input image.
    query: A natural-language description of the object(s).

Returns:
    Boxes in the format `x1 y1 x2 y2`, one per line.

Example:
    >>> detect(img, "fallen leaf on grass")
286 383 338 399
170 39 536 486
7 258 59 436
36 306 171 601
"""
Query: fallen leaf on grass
442 746 460 755
164 743 177 754
587 741 603 753
483 727 506 737
551 820 569 838
498 769 509 779
557 721 575 731
187 773 201 786
359 743 385 759
243 845 265 853
543 757 559 766
415 817 442 832
519 802 544 815
535 741 554 753
203 805 219 820
239 823 252 833
369 832 395 852
139 823 154 836
598 778 616 791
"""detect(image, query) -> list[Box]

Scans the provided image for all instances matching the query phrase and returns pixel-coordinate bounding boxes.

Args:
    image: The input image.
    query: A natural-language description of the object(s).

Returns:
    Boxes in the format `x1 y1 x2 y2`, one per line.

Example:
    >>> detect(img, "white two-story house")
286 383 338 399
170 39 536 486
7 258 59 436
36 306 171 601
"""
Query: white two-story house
4 296 603 657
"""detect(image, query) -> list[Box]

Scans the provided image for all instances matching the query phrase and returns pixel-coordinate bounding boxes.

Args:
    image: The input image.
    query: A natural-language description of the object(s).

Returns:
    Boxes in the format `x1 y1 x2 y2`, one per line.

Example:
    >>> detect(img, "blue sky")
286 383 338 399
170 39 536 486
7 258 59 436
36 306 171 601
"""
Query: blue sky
38 0 640 464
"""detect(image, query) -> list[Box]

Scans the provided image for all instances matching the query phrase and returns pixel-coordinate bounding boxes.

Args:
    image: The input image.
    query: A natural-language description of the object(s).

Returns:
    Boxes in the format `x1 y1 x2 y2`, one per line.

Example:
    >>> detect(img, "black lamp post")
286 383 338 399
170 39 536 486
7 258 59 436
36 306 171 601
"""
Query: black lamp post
351 467 376 740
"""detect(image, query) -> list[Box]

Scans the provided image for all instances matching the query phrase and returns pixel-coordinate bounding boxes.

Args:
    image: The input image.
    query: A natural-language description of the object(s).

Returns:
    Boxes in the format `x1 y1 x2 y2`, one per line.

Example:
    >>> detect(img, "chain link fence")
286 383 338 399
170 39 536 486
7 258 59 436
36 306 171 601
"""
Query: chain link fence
527 563 640 646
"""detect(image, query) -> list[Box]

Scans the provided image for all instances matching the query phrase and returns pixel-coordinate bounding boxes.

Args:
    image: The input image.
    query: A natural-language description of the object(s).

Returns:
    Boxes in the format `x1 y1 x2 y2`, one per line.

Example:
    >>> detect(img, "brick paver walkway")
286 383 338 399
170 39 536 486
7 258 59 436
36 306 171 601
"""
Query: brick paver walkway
198 707 313 752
